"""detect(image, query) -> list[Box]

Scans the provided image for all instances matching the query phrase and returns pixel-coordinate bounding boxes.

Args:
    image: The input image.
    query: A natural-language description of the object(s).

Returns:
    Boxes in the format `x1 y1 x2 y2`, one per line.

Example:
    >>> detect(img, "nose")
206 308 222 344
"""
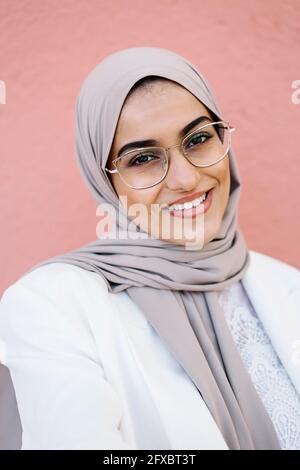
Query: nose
164 146 201 192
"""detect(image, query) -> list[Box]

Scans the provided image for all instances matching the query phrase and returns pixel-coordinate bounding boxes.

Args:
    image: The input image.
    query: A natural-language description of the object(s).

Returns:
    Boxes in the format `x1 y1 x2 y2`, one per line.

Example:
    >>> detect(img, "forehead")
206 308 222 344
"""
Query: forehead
115 81 211 138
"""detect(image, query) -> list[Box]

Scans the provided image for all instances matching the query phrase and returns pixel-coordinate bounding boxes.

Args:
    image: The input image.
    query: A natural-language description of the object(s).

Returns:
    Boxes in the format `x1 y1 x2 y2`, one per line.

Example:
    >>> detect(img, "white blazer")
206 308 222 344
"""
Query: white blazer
0 250 299 450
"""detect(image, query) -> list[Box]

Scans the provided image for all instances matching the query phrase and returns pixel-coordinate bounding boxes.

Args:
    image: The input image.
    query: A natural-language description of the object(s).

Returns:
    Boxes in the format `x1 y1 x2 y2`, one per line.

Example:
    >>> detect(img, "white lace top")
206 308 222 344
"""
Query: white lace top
217 281 300 450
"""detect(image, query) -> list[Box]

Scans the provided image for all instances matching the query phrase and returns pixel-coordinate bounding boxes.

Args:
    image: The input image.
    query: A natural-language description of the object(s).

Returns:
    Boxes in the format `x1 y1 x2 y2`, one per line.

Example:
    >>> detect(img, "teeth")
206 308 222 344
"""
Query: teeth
168 192 208 211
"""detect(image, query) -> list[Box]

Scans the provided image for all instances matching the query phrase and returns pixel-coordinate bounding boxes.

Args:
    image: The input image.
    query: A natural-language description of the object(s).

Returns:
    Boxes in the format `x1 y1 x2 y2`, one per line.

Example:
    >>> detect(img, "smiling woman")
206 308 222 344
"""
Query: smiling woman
0 46 300 450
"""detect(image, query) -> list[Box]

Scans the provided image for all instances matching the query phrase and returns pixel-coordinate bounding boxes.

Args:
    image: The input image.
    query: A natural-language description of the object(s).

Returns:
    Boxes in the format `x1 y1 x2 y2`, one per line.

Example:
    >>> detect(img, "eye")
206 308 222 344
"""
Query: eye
185 132 211 149
128 152 160 167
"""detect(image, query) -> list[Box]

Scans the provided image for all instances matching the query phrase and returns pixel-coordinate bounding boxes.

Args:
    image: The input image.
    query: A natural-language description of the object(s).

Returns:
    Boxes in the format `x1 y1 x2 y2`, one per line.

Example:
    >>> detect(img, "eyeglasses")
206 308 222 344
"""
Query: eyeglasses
105 120 235 190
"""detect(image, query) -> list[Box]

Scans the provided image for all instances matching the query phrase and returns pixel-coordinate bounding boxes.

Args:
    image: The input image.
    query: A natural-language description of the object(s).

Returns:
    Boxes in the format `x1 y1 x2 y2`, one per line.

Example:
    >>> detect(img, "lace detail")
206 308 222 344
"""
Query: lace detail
217 281 300 450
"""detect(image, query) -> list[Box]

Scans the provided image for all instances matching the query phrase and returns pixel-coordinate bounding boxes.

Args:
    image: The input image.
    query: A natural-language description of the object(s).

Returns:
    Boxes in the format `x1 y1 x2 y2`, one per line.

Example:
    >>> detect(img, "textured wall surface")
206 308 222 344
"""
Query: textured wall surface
0 0 299 292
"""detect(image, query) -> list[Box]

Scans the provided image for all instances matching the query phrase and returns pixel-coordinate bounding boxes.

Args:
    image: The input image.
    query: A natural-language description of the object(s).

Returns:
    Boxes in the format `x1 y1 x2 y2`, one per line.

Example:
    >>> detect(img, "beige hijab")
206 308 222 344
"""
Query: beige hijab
25 47 280 449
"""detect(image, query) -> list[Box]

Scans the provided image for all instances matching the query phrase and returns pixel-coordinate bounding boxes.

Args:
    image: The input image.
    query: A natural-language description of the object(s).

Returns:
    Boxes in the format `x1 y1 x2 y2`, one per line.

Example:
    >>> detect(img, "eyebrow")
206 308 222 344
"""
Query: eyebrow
116 115 213 158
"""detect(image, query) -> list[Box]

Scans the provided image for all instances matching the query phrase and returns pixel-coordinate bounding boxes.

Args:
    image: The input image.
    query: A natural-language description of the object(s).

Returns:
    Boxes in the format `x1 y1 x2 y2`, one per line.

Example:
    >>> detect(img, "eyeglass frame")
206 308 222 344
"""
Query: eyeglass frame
105 120 235 190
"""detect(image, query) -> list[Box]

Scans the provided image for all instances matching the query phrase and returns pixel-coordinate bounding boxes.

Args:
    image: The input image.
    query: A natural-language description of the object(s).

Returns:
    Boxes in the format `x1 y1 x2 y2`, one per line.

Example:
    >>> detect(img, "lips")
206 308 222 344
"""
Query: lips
167 189 212 208
166 186 214 218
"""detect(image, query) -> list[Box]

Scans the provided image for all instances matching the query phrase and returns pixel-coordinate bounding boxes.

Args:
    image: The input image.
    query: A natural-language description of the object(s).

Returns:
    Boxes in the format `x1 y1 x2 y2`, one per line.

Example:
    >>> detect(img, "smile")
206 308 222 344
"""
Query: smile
162 187 214 218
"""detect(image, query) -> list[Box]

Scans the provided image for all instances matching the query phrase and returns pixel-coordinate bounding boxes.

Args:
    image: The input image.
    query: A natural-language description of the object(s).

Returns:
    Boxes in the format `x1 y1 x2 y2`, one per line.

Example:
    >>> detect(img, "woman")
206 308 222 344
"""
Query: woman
0 46 299 450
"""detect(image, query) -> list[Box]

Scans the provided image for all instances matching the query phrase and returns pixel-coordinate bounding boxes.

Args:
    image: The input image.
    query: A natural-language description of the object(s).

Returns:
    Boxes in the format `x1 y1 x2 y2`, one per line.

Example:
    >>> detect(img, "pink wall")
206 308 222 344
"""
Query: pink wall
1 0 299 293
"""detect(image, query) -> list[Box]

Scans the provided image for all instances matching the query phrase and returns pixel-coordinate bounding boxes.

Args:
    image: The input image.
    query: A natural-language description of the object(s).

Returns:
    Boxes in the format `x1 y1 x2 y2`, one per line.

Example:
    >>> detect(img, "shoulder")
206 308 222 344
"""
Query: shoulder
249 249 299 277
0 263 110 365
1 261 109 307
248 249 300 292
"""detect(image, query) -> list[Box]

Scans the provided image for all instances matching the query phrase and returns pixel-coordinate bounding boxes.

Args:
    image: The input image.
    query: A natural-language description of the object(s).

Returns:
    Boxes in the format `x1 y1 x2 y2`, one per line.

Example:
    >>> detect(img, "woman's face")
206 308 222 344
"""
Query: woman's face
106 81 231 248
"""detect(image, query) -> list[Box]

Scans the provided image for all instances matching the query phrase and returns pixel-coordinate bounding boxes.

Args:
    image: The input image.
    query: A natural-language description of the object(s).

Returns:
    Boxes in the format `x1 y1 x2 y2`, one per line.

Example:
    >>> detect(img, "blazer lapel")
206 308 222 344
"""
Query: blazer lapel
241 250 300 396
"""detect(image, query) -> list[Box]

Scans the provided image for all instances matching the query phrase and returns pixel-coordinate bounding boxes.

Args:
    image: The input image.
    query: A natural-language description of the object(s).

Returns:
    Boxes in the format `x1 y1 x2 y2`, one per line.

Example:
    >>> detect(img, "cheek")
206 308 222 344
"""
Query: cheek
112 177 159 210
128 190 159 209
214 158 230 198
217 157 230 183
218 158 231 210
223 159 231 194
